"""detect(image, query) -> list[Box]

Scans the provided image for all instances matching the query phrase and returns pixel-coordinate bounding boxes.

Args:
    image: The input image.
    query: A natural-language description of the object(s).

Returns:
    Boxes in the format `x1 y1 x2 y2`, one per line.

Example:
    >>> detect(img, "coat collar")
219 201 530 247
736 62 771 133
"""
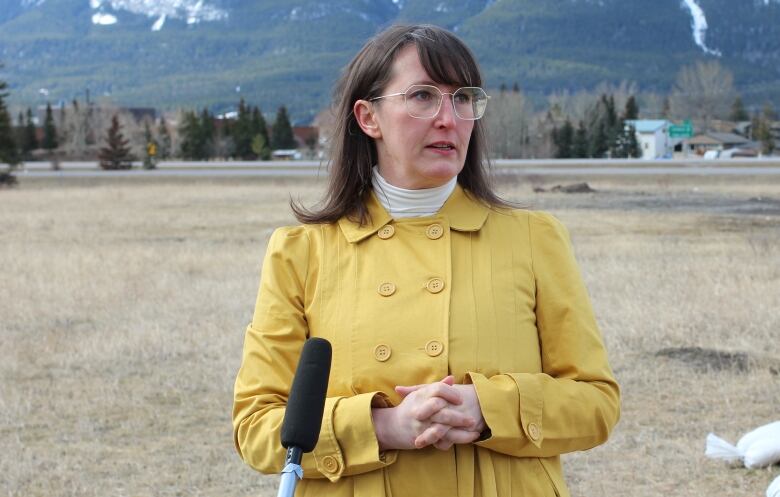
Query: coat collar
338 183 490 243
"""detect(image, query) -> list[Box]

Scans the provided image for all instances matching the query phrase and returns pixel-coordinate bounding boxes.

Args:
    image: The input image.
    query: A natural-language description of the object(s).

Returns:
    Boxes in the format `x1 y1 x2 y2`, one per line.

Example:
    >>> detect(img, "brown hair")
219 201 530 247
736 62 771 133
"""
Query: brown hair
292 24 511 225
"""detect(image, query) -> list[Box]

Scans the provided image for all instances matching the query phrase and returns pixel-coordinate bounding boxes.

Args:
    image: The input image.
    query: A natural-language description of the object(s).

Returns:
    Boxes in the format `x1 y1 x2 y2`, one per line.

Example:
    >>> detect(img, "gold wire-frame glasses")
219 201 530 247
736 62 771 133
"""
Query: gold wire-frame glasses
370 84 489 120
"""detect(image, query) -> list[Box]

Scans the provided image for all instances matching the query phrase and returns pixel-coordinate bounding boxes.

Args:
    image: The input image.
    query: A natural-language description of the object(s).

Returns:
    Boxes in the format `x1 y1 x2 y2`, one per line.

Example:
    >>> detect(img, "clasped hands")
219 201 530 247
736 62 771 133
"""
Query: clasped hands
372 375 486 451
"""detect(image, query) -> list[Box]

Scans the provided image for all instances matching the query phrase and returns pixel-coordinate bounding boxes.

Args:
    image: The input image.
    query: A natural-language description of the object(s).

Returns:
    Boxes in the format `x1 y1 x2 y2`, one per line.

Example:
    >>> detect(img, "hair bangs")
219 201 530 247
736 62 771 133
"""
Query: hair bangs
412 28 481 88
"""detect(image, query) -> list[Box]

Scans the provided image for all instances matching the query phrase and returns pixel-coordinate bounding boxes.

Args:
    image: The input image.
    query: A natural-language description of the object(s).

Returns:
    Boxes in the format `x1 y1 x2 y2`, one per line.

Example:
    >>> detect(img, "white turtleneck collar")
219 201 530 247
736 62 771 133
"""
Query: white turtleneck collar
371 166 457 218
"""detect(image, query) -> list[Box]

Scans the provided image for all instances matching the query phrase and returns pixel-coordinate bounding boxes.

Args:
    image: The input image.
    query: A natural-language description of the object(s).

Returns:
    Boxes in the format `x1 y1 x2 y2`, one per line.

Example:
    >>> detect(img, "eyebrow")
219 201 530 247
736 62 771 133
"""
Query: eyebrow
409 79 439 86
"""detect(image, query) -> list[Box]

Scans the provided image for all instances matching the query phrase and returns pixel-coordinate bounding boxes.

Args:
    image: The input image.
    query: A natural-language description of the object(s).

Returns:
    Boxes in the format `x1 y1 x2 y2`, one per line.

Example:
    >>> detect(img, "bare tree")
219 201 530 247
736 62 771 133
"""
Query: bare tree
485 89 532 159
670 60 735 131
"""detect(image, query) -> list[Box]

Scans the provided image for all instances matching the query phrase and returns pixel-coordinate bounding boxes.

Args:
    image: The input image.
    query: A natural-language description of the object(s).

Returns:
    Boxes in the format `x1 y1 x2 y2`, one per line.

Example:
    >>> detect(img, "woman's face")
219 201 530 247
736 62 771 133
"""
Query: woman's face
355 45 475 190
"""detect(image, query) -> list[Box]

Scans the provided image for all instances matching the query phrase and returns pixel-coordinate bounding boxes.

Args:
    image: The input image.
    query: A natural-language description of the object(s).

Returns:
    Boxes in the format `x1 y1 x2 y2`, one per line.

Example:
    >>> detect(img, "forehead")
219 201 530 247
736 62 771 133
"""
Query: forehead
386 45 459 91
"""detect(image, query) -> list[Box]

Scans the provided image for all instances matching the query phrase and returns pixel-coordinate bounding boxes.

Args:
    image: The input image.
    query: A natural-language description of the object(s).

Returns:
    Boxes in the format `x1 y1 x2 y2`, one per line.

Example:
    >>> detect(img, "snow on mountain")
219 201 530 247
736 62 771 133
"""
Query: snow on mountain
92 12 118 25
82 0 228 28
680 0 721 57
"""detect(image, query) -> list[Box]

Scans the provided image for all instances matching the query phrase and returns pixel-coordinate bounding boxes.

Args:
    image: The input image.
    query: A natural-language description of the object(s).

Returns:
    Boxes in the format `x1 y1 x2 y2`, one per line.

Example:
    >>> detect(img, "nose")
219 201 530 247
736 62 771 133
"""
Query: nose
433 94 457 128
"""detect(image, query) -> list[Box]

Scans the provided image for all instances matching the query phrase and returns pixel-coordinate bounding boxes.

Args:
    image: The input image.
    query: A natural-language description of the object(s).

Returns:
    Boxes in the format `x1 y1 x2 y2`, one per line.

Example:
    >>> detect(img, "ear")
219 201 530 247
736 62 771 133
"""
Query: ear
353 99 382 139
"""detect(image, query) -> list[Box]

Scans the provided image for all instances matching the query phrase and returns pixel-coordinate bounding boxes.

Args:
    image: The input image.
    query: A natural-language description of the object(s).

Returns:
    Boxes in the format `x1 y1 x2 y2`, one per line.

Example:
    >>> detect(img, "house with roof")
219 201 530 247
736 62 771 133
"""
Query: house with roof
685 132 760 157
624 119 676 159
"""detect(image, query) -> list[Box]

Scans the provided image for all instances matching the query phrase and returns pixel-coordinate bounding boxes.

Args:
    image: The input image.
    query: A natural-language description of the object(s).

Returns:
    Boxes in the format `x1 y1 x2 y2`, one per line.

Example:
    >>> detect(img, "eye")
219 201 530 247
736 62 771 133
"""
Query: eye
408 89 435 102
454 92 472 105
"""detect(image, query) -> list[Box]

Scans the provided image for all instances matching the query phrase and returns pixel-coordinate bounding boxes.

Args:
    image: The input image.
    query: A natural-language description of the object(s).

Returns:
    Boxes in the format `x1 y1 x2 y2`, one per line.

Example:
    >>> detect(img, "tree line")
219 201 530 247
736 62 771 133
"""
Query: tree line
0 82 303 171
550 94 640 159
2 59 778 175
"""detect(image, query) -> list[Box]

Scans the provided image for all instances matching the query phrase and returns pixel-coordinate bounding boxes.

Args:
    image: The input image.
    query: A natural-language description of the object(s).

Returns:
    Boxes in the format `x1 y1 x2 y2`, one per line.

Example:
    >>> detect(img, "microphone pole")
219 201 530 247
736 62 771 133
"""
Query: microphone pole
277 337 332 497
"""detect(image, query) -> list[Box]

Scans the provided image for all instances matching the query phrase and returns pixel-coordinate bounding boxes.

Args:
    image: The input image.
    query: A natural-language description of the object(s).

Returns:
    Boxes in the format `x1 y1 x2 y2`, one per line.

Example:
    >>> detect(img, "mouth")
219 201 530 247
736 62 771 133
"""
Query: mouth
425 141 456 152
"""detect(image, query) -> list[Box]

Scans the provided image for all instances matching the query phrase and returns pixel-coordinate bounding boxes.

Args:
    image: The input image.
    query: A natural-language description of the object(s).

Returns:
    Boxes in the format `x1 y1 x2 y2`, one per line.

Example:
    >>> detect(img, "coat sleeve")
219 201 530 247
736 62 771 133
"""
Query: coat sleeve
466 211 621 458
232 226 397 482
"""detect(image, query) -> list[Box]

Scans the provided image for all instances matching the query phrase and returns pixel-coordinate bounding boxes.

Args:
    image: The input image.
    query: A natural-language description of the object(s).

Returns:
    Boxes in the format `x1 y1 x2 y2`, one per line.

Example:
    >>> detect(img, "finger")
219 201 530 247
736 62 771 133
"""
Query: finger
428 408 475 428
413 396 449 421
425 382 463 405
414 423 450 448
395 384 424 397
443 428 482 445
397 375 454 396
433 438 454 451
439 375 455 386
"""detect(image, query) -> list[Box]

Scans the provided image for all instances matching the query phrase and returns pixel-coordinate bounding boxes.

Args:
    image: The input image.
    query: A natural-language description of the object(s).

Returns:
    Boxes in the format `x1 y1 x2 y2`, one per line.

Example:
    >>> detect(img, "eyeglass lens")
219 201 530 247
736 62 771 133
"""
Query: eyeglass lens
404 85 487 120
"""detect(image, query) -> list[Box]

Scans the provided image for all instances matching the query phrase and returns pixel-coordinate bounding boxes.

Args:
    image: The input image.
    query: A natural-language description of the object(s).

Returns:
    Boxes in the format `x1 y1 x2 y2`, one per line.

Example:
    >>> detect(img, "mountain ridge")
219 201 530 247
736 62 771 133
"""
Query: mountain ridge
1 0 779 123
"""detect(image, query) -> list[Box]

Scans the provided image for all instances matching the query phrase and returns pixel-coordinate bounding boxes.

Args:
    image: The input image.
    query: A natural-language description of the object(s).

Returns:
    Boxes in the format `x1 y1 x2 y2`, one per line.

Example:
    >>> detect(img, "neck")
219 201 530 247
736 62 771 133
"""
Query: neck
371 166 457 218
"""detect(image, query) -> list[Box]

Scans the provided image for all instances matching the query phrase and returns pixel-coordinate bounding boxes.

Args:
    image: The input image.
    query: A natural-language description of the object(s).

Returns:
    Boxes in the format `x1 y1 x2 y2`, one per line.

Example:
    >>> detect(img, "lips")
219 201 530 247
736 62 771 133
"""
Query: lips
426 141 456 151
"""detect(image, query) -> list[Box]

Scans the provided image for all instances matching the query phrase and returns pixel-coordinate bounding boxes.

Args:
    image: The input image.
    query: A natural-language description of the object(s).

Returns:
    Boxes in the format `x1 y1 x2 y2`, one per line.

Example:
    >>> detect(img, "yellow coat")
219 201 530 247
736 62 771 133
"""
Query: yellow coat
233 185 620 497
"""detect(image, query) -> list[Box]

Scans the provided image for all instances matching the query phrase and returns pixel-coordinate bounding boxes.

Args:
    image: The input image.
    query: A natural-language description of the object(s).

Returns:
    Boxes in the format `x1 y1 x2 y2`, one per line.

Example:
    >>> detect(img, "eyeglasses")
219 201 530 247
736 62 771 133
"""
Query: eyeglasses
370 84 489 120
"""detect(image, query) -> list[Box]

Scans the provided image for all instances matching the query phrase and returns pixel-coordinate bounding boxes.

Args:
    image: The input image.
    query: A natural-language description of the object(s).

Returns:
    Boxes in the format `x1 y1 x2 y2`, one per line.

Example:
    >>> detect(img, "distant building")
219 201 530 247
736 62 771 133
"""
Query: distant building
685 132 759 156
625 119 676 159
272 149 302 160
734 120 780 144
733 121 752 139
292 126 318 149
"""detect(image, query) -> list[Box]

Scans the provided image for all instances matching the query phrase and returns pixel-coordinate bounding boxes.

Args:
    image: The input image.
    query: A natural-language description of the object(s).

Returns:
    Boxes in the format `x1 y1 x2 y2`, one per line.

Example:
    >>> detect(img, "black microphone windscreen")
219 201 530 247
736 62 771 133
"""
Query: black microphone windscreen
280 337 332 452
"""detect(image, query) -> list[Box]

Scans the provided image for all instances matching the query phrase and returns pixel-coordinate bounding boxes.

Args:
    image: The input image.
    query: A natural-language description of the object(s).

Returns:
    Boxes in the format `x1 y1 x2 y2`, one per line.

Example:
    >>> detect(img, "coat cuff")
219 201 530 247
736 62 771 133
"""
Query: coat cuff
312 392 397 482
466 372 544 452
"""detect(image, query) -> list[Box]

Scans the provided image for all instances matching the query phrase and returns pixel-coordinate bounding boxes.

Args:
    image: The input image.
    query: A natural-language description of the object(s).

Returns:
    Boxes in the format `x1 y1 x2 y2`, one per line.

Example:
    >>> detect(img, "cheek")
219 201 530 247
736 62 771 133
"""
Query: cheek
461 125 475 149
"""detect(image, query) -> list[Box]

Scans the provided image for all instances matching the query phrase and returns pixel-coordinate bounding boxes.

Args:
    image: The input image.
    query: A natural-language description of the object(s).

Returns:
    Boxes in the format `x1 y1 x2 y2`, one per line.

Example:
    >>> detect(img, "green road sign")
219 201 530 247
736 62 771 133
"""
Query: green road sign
669 120 694 138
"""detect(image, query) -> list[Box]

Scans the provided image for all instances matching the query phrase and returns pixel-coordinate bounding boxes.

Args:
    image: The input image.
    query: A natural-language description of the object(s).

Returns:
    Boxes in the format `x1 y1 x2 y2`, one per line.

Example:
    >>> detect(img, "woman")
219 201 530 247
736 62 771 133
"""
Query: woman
233 24 620 497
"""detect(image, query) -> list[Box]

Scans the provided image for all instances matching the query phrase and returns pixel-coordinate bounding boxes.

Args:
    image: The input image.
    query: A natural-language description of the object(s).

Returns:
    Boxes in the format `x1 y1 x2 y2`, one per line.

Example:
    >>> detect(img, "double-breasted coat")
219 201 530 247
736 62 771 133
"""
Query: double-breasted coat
233 184 621 497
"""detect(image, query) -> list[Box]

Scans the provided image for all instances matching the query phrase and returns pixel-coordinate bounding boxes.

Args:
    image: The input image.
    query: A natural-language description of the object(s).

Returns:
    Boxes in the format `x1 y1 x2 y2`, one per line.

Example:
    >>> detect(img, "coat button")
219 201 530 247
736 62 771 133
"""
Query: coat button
425 340 444 357
322 455 340 473
425 278 445 294
527 423 541 441
378 282 396 297
425 224 444 240
377 225 395 239
374 344 392 362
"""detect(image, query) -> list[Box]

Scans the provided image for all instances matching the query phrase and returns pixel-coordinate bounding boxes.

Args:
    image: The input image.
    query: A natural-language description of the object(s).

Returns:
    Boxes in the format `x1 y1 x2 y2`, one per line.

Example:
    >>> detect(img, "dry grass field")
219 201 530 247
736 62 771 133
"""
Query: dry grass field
1 171 779 496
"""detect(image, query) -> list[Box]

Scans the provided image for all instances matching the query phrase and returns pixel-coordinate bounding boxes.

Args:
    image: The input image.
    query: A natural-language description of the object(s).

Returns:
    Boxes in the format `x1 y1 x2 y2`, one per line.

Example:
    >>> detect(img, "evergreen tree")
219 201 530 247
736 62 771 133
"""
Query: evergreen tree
552 120 574 158
626 124 640 158
42 103 58 152
179 110 209 160
623 96 639 120
572 121 588 158
24 108 38 153
251 106 271 160
200 107 214 159
729 96 749 121
98 114 133 169
270 106 297 150
232 98 253 159
605 95 618 130
16 111 35 159
613 124 641 158
589 120 609 158
0 75 20 168
512 82 520 93
157 115 171 159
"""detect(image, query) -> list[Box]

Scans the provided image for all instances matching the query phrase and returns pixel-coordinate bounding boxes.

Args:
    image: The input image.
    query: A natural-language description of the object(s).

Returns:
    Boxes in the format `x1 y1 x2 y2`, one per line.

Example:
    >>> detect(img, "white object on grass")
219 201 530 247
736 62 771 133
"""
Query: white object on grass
706 421 780 469
767 474 780 497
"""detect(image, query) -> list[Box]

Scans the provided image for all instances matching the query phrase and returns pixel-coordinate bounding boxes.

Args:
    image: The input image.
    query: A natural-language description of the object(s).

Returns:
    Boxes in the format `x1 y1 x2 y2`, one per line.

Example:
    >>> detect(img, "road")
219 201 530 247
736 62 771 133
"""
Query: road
10 158 780 178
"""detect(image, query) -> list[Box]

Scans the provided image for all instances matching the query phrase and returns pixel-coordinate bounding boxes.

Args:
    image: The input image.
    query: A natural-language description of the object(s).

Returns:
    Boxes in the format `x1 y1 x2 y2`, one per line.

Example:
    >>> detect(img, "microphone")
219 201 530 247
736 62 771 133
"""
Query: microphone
277 337 332 497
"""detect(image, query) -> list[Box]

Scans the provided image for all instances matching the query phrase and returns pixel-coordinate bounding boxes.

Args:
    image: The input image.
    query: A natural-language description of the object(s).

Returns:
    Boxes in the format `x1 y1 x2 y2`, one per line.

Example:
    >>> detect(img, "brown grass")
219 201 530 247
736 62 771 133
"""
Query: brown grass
1 173 779 496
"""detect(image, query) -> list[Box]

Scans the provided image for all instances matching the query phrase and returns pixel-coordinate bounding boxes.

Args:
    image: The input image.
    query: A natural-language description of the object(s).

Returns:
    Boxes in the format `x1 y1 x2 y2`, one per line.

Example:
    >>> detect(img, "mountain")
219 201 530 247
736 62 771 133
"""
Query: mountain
1 0 779 123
